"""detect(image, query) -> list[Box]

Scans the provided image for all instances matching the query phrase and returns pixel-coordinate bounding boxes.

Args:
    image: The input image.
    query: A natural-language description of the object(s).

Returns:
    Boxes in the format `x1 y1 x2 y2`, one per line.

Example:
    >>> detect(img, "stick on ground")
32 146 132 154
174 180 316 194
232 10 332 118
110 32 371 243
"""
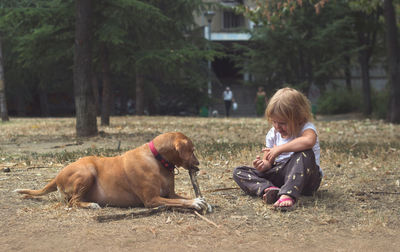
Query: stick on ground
95 206 195 223
95 206 169 223
194 210 220 228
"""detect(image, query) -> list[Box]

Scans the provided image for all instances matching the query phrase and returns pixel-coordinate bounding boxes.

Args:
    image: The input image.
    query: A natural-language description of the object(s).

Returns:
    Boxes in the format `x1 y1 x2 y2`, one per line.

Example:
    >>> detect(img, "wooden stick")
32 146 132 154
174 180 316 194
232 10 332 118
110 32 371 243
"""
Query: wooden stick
203 187 241 193
26 166 51 170
52 142 83 149
188 168 202 198
368 191 400 195
95 206 194 223
95 206 169 223
194 210 220 228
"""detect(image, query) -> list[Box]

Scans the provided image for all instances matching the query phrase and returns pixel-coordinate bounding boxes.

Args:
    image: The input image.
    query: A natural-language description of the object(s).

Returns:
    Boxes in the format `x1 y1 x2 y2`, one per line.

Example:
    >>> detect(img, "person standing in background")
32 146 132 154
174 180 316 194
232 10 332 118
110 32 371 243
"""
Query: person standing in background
223 86 234 117
255 86 267 117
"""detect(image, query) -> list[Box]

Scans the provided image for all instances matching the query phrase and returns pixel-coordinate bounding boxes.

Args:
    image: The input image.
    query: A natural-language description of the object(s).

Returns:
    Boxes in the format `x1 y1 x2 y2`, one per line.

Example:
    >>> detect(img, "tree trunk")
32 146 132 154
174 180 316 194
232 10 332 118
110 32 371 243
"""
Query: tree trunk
135 72 145 115
355 10 378 117
358 49 372 116
344 55 352 91
305 57 314 95
120 95 127 115
16 95 26 116
383 0 400 123
38 85 50 117
298 48 305 84
73 0 97 137
91 71 100 116
0 34 9 122
100 43 111 126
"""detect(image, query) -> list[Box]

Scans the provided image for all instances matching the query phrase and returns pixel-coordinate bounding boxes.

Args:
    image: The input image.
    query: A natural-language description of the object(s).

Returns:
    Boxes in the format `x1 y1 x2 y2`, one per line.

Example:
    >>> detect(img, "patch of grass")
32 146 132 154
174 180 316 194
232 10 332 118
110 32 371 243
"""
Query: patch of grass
321 141 400 157
196 142 261 157
39 148 125 163
0 148 127 165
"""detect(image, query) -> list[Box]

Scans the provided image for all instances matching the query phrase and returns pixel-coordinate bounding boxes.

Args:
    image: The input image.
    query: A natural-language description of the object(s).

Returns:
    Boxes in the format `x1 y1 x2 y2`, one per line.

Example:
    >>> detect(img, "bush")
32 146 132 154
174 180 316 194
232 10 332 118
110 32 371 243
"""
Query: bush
316 88 361 114
316 87 390 118
371 88 390 119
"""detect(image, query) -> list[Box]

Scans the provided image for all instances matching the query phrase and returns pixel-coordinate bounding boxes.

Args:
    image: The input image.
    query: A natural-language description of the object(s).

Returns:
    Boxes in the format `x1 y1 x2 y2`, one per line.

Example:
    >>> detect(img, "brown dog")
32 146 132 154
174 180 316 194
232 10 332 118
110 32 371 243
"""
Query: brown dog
15 132 208 211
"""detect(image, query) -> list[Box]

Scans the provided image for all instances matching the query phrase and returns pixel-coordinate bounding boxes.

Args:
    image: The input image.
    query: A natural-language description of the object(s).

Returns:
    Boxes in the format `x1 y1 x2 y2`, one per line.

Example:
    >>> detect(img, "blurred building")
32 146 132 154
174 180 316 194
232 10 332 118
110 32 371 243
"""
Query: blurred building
194 0 258 116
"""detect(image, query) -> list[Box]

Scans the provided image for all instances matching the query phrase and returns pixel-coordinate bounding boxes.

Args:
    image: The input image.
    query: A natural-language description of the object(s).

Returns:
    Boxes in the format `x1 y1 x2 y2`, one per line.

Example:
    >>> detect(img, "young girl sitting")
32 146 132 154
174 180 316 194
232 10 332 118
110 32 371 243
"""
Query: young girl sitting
233 87 322 211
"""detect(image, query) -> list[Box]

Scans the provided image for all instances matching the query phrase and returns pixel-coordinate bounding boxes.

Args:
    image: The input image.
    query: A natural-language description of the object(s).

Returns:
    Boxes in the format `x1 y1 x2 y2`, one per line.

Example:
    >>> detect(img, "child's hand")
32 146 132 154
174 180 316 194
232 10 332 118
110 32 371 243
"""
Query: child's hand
252 155 271 172
262 145 280 163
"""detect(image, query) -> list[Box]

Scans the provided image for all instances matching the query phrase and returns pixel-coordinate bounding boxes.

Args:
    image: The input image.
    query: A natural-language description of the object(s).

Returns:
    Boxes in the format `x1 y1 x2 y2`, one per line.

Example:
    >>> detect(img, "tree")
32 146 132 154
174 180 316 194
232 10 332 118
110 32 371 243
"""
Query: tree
247 0 399 122
74 0 97 136
90 0 170 120
237 0 356 94
0 0 75 117
124 0 212 115
0 33 8 121
383 0 400 123
135 70 145 115
99 42 111 125
89 0 212 118
353 9 381 116
0 0 216 120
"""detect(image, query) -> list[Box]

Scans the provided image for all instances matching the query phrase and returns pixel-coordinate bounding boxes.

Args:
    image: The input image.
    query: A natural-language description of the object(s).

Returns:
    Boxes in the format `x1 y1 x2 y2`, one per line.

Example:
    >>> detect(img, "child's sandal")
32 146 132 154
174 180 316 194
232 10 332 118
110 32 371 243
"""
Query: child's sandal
274 197 296 211
262 186 280 204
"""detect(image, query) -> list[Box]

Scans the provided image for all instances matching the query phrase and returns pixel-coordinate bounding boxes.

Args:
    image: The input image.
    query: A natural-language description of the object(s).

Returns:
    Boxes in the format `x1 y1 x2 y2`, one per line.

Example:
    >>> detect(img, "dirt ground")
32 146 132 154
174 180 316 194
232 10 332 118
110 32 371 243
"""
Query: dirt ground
0 116 399 251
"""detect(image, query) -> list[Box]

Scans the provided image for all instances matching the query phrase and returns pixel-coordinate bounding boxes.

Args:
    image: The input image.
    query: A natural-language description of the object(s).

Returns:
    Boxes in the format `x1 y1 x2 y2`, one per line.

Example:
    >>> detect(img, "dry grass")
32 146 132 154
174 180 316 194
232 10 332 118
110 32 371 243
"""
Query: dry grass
0 116 399 251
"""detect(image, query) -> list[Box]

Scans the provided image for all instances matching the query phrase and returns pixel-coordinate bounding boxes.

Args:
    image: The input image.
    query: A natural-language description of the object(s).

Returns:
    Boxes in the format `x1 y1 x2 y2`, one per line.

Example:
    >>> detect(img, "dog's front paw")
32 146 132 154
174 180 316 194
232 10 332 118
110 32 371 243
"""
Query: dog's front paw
192 197 212 213
192 197 207 211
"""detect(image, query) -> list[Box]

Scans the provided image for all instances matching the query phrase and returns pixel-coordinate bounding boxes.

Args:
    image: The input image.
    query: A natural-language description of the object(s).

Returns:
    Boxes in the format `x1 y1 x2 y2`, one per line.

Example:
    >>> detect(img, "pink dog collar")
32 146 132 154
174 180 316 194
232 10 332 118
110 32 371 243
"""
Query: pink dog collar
148 141 176 171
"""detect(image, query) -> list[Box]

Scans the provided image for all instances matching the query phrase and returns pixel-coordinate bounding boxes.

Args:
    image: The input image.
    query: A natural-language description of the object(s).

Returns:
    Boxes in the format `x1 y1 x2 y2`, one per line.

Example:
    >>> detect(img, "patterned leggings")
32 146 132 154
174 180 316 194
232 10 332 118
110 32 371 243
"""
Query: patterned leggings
232 149 322 201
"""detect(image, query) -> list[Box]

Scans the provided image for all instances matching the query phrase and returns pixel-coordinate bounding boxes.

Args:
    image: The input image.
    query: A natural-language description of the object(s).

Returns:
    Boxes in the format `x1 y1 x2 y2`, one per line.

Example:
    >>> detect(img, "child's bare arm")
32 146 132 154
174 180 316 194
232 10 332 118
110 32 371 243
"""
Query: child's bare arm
264 129 316 161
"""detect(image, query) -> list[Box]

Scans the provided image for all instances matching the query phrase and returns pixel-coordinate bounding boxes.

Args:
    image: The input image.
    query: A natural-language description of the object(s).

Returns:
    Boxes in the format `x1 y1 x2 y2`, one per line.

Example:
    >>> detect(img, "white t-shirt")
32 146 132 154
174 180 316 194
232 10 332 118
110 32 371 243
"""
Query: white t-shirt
265 122 322 174
223 90 233 101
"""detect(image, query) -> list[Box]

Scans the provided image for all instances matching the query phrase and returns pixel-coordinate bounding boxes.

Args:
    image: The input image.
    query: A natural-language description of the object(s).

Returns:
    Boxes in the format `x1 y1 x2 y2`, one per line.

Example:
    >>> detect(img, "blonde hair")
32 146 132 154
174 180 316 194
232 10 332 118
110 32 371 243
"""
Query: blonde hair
265 87 312 137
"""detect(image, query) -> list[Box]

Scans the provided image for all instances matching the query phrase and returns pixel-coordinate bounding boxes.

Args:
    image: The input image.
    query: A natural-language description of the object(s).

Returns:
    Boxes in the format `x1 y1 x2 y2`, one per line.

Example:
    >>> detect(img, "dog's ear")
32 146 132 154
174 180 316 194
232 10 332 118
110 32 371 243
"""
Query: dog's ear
174 138 191 161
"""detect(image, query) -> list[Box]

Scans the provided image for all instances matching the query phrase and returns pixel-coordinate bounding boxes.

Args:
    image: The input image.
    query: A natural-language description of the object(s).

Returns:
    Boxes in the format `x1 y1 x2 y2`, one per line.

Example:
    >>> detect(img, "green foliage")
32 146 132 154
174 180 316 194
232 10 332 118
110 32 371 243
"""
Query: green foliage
91 0 212 76
316 88 362 114
317 86 389 117
0 0 74 105
0 0 217 115
234 0 357 92
1 0 74 68
348 0 382 13
371 87 390 119
92 0 221 114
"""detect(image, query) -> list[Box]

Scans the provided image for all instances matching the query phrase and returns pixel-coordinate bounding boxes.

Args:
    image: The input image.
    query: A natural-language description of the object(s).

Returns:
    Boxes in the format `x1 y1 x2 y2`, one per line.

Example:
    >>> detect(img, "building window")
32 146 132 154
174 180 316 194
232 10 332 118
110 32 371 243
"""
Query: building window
223 11 244 30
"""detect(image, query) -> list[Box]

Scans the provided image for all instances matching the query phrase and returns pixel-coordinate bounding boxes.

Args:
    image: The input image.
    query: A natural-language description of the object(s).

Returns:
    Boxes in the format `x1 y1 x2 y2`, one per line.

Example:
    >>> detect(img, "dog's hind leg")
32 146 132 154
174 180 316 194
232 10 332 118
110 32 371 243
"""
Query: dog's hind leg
70 199 101 209
66 173 101 209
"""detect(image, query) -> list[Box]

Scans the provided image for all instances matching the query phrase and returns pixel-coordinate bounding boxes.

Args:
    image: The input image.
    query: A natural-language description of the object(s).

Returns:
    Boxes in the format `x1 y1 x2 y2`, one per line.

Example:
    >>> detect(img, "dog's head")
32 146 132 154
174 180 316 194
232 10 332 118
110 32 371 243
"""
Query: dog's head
173 133 199 170
154 132 199 170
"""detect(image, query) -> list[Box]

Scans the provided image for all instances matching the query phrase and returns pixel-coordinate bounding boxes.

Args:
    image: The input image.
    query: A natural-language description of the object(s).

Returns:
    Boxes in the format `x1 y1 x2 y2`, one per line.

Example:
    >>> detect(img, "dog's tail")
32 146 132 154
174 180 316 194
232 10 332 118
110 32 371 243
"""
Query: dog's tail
14 178 58 196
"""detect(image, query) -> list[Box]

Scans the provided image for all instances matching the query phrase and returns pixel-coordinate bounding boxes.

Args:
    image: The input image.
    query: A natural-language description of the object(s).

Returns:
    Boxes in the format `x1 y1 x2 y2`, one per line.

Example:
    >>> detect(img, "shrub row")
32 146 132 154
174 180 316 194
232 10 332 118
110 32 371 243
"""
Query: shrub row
316 88 389 119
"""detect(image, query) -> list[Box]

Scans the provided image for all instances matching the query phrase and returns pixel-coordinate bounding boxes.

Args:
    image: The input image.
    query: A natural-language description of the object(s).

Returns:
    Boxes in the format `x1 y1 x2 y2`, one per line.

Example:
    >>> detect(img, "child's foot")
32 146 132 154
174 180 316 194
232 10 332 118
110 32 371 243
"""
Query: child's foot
262 186 280 204
273 195 295 211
